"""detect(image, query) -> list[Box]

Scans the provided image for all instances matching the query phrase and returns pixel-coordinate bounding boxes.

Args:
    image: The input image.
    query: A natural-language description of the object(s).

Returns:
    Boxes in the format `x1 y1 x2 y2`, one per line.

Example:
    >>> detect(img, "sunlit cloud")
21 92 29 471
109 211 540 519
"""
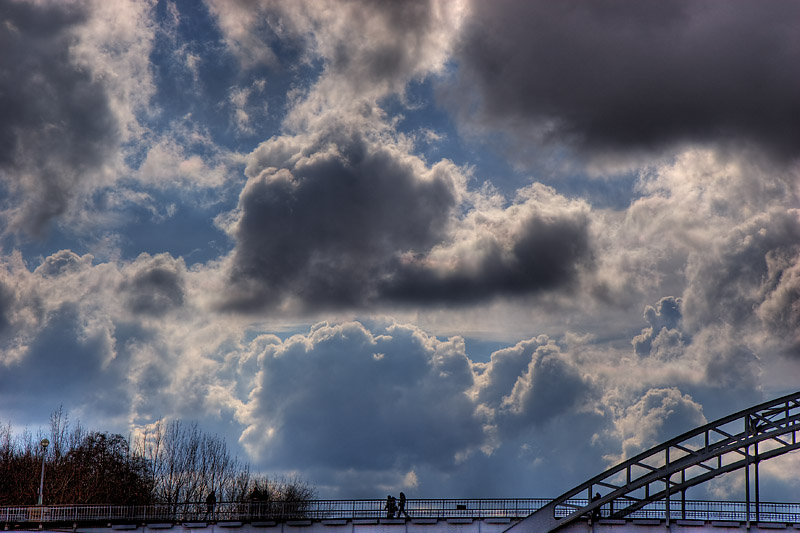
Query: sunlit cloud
0 0 798 502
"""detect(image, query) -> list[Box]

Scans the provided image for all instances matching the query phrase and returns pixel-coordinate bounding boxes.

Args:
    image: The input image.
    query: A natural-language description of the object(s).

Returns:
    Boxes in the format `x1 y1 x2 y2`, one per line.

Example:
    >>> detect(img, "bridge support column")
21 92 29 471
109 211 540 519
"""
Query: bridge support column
665 448 671 529
754 440 760 524
681 470 686 521
745 416 751 529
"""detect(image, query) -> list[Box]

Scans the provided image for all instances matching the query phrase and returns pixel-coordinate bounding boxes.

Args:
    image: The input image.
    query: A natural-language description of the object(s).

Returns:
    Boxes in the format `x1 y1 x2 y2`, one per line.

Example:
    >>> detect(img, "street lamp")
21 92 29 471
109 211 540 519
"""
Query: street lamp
37 438 49 506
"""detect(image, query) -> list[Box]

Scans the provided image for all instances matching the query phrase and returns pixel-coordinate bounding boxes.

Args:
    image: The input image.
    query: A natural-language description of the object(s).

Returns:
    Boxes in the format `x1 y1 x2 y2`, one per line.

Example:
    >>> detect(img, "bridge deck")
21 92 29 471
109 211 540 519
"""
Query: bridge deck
2 499 800 527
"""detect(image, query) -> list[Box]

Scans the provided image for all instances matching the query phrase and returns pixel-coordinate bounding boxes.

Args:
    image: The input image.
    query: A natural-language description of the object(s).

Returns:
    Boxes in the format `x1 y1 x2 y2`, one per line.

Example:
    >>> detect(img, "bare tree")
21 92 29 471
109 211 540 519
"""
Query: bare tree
48 406 70 461
245 473 317 519
140 419 252 504
2 410 316 510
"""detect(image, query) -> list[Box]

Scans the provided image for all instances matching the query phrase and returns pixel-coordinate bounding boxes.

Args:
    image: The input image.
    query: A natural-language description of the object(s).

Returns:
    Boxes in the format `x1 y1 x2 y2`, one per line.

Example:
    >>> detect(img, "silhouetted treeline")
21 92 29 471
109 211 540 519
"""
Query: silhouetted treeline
0 408 315 506
1 409 151 505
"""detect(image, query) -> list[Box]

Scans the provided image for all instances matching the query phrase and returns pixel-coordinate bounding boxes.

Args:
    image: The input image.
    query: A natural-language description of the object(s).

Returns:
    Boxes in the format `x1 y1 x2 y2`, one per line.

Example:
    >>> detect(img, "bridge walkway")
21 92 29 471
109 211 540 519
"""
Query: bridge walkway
3 500 800 532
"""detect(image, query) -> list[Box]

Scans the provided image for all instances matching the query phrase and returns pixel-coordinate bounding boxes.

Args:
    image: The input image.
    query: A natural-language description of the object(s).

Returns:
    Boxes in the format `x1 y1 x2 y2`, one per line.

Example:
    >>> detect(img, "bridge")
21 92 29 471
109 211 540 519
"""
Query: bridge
3 391 798 533
509 390 800 532
3 498 800 533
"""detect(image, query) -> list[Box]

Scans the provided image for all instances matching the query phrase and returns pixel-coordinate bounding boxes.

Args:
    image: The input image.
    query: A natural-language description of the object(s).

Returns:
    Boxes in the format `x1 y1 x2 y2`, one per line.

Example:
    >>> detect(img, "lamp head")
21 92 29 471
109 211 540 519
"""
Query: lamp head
40 438 49 450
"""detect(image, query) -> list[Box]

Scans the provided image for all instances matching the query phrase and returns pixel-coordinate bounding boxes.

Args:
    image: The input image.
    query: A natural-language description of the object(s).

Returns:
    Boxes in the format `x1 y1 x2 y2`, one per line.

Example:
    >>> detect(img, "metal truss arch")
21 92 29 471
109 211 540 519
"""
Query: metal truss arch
507 391 800 533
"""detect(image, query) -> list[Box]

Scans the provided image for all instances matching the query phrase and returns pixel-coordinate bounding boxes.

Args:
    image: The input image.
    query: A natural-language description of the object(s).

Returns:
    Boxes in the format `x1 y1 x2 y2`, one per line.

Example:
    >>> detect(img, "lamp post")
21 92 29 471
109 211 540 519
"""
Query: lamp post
37 438 49 505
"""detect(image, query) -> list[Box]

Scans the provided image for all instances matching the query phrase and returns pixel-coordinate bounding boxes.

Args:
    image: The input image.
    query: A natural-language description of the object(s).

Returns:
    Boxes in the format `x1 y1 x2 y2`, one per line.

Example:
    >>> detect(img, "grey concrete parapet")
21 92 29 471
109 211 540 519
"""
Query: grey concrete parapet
446 519 473 524
380 519 406 525
410 518 438 524
632 519 661 525
286 520 312 526
711 522 742 528
485 518 511 524
321 520 348 526
757 523 787 529
352 519 378 525
112 525 138 530
147 524 174 530
218 522 243 528
250 522 277 527
598 519 626 525
182 523 207 528
676 520 706 527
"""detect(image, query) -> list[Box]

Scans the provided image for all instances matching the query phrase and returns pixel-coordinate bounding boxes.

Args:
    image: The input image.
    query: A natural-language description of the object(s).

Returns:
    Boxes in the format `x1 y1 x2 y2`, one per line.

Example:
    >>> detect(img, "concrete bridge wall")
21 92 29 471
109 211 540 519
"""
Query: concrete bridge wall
32 519 800 533
63 519 516 533
564 519 800 533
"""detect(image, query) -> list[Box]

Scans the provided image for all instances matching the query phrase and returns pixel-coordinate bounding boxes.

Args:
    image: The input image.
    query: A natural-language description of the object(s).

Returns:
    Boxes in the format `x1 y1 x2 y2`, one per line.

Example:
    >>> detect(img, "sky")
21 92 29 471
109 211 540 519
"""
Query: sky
1 0 800 501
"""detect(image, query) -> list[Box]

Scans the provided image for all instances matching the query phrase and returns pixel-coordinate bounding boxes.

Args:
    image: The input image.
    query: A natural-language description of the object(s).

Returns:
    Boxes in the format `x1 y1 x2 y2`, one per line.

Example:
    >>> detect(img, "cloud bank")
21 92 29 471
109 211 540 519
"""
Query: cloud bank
0 0 799 503
447 0 800 163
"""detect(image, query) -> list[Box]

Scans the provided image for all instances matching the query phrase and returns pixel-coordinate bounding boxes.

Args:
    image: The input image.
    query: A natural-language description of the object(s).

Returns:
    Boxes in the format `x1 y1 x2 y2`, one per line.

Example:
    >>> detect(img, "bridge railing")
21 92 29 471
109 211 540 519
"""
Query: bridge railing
0 499 544 524
561 498 800 523
299 499 550 520
2 499 800 524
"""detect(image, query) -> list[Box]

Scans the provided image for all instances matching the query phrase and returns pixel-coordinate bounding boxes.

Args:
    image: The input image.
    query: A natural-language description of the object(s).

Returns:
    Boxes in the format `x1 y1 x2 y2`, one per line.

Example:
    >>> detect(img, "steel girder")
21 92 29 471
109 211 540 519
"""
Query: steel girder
506 391 800 533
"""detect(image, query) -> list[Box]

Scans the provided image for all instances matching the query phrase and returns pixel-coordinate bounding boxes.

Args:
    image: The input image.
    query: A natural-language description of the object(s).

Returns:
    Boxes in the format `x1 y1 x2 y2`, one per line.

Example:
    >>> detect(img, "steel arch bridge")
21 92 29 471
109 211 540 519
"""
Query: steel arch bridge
507 390 800 533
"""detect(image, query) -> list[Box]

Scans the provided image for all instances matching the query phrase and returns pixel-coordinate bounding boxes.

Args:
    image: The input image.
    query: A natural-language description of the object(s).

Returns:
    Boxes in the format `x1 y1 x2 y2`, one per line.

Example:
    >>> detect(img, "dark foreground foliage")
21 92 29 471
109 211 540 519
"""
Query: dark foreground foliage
0 408 315 506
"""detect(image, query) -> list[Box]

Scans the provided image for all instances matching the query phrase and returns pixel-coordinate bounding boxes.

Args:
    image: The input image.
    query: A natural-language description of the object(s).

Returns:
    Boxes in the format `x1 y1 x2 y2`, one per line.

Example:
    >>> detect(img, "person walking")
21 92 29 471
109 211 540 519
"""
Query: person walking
398 492 409 519
385 495 397 518
205 490 217 521
249 487 262 520
591 492 601 521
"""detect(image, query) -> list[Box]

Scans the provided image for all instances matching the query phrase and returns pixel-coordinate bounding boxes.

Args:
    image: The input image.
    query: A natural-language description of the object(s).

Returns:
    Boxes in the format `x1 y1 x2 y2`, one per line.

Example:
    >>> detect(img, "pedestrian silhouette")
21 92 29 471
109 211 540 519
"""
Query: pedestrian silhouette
591 492 601 521
398 492 409 518
206 490 216 521
249 487 261 519
385 495 397 518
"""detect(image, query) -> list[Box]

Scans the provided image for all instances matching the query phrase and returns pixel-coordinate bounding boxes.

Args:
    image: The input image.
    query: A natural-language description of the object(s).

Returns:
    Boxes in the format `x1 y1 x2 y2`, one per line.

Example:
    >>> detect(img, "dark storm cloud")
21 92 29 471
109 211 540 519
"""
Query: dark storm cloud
449 0 800 160
226 130 460 311
224 128 594 312
121 254 186 316
383 207 593 303
0 0 119 235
